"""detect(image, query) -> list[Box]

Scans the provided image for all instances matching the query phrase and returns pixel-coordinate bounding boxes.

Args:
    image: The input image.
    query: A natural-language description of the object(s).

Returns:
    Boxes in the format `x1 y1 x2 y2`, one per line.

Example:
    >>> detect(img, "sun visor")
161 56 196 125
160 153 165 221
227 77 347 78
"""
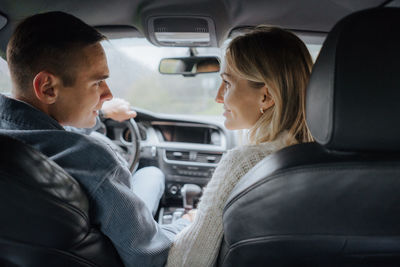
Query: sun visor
95 25 143 39
148 16 217 47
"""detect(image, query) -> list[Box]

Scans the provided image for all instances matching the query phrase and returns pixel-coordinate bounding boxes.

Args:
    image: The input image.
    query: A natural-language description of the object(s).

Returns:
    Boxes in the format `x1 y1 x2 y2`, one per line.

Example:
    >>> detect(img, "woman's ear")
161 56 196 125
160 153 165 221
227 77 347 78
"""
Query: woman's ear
32 71 60 104
261 85 274 110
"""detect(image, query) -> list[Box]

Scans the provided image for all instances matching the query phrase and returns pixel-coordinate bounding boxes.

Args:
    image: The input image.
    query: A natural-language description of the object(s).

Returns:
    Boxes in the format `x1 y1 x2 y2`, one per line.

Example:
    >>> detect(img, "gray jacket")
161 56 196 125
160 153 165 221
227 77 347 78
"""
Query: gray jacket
0 94 189 267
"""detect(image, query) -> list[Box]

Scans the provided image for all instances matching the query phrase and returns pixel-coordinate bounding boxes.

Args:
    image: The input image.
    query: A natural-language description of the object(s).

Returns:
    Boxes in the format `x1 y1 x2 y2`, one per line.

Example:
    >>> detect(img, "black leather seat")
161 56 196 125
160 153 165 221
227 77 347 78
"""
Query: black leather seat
0 134 123 266
218 7 400 267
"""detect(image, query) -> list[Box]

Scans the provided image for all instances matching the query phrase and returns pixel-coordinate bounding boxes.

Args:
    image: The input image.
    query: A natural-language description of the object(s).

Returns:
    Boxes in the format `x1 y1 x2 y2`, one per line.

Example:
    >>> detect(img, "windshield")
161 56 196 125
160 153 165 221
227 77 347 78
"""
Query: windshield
103 38 223 116
0 37 322 117
103 38 321 116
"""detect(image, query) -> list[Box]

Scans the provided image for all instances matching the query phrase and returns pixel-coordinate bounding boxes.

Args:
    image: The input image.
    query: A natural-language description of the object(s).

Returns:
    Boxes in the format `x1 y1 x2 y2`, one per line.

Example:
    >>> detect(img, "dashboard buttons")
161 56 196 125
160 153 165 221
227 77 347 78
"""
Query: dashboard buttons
151 146 157 157
176 169 209 177
169 184 179 195
172 208 185 222
162 214 173 224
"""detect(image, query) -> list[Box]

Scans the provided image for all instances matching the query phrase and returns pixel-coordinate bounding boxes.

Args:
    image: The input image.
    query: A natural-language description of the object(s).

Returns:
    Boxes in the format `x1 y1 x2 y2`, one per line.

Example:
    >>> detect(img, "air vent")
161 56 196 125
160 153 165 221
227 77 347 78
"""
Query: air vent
166 151 190 161
196 152 222 164
166 150 222 164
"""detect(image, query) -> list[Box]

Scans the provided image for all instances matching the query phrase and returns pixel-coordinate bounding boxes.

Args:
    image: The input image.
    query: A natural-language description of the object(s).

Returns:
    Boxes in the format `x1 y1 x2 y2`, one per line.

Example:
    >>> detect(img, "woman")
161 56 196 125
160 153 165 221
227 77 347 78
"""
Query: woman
167 25 314 267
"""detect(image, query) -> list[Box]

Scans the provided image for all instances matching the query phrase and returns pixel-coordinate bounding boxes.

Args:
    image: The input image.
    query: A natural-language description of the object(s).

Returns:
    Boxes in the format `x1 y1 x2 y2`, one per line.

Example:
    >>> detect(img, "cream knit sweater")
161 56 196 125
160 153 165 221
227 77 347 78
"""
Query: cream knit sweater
166 132 291 267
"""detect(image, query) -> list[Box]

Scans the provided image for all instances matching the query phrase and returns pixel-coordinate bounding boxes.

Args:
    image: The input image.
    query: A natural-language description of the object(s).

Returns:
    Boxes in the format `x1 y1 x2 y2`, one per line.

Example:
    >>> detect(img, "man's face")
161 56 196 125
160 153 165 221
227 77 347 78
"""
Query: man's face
54 43 112 128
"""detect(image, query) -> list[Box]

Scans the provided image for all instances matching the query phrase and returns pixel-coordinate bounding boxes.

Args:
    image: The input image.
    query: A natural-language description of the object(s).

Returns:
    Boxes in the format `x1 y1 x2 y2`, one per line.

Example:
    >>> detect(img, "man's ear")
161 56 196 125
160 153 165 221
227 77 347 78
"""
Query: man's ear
260 85 275 110
32 71 61 104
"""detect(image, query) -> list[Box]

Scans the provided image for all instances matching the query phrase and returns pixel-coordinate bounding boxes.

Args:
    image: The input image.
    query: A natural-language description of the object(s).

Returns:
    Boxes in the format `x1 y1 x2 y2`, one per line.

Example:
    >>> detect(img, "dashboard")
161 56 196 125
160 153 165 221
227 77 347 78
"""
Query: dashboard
102 108 235 207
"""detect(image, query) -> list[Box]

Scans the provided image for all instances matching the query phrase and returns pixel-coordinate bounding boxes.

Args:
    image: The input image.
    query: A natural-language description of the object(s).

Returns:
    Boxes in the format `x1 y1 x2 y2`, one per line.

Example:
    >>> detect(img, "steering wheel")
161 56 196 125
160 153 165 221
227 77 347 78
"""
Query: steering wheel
121 118 141 173
91 118 141 173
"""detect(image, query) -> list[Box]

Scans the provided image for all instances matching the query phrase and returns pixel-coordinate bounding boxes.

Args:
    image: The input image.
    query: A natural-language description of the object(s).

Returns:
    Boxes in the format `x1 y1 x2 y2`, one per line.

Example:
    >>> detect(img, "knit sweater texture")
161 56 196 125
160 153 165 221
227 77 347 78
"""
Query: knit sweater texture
166 132 291 267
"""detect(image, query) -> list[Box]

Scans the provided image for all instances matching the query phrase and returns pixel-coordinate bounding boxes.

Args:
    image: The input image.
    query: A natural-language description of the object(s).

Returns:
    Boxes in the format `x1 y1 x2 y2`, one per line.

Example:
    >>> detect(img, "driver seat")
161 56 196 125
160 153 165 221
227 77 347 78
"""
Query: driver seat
218 7 400 267
0 134 123 266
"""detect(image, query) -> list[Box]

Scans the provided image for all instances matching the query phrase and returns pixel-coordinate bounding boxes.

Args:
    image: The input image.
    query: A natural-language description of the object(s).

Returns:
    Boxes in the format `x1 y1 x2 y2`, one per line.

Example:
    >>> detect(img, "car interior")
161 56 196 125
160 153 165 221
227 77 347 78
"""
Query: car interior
0 0 400 266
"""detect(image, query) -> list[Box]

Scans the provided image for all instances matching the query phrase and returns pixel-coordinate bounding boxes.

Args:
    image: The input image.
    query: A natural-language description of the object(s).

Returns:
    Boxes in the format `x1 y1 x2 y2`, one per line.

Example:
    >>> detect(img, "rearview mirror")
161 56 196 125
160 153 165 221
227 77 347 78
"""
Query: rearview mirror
159 56 220 76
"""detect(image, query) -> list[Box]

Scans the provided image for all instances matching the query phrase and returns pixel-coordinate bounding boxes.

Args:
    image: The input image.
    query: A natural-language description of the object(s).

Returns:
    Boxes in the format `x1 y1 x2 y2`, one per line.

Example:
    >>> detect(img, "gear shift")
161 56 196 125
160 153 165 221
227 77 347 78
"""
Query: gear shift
181 184 202 210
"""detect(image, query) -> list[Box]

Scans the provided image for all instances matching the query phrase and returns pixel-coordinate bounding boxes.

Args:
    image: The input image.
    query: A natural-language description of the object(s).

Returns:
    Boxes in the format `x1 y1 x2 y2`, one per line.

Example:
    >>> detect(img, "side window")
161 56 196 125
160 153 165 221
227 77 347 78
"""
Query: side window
307 44 322 62
0 57 12 93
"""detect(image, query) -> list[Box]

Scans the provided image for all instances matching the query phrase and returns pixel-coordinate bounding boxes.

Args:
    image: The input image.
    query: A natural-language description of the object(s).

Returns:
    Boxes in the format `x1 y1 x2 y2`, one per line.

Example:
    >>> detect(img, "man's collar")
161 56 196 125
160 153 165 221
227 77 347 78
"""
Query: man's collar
0 94 64 131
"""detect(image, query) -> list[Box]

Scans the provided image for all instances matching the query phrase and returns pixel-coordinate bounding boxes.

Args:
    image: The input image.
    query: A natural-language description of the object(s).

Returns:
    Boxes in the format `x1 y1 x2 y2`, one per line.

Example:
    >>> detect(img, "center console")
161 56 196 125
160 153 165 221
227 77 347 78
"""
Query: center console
137 119 228 224
152 121 226 206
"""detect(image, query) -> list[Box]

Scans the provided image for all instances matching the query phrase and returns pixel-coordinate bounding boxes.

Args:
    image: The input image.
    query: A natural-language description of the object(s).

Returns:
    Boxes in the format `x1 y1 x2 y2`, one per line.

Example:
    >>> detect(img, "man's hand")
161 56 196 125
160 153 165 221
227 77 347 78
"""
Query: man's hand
101 98 137 122
182 209 197 222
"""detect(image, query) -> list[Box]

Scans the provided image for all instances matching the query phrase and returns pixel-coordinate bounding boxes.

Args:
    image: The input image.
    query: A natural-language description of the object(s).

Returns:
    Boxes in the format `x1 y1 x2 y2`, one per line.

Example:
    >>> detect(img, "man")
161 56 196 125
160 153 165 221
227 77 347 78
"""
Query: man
0 11 191 266
68 97 165 217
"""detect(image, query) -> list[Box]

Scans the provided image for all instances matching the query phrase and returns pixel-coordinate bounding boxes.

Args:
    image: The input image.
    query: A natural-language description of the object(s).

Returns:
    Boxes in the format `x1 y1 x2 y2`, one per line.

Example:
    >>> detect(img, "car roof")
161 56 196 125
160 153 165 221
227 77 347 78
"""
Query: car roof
0 0 393 56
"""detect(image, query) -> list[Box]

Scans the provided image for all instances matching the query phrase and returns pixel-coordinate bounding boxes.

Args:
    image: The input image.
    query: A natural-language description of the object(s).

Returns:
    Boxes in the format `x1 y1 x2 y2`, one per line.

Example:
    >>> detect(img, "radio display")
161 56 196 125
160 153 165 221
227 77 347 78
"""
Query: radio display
156 125 213 144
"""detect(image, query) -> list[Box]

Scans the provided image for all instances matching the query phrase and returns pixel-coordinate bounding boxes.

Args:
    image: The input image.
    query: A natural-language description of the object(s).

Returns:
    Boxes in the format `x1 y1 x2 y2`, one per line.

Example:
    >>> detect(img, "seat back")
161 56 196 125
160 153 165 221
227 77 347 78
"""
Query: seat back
218 7 400 267
0 134 123 267
218 143 400 266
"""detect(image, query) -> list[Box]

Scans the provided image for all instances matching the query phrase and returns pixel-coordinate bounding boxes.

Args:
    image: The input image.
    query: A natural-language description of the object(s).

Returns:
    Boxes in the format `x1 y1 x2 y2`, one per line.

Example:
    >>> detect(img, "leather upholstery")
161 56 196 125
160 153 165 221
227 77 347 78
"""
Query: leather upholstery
218 7 400 267
218 143 400 266
306 8 400 152
0 134 123 266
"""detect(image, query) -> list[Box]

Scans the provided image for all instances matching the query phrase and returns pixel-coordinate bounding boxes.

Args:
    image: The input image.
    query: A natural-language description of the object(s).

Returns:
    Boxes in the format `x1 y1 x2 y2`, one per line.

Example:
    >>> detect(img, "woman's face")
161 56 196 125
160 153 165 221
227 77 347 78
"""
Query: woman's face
215 63 268 130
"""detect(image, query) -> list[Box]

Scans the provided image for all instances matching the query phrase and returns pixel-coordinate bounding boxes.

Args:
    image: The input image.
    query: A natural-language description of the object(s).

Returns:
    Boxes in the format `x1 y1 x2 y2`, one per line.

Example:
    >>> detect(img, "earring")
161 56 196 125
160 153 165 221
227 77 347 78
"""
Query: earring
260 108 264 114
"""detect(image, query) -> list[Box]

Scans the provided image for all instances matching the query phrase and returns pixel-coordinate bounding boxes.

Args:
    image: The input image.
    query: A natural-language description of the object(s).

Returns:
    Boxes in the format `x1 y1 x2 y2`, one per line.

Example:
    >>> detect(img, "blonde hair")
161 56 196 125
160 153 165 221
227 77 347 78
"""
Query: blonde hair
225 25 314 145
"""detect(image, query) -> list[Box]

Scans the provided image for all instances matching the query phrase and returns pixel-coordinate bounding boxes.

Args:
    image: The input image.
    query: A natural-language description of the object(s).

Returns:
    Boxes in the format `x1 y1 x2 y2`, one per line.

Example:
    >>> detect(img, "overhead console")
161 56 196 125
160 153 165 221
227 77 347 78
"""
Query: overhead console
147 16 217 47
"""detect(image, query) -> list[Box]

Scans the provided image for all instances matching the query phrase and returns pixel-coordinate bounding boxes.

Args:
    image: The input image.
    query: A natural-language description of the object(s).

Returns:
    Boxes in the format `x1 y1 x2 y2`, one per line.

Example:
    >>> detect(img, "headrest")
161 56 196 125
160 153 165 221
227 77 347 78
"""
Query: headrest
306 8 400 152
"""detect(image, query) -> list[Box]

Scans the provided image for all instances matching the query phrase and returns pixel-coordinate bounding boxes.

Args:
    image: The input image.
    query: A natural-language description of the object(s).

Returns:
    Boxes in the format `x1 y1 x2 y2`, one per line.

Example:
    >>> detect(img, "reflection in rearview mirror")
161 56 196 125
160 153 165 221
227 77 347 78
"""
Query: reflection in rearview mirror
159 56 220 76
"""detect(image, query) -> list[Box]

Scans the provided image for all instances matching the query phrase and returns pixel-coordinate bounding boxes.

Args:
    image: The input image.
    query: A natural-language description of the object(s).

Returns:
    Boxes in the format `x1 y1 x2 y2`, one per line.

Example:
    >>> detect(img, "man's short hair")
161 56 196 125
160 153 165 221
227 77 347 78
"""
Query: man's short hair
7 11 106 91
